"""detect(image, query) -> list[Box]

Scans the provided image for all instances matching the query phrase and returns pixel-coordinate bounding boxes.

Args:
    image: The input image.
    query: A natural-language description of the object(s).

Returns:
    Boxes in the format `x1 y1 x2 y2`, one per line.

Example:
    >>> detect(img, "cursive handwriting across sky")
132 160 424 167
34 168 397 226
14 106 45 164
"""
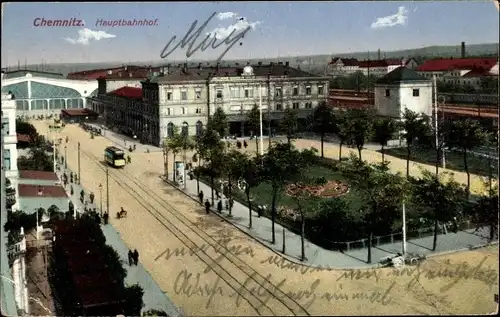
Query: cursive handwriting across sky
159 12 252 63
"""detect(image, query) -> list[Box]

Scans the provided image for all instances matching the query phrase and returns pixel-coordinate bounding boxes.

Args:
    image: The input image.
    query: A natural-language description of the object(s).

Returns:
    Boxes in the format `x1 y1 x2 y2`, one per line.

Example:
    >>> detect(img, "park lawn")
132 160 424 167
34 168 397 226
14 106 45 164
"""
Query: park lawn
231 164 366 215
381 147 498 178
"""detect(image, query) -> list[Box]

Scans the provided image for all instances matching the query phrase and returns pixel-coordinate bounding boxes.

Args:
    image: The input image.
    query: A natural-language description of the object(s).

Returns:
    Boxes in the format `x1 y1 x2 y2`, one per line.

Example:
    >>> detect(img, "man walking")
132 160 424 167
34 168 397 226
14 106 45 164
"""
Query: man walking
217 200 223 213
204 199 211 214
128 250 133 266
133 249 139 266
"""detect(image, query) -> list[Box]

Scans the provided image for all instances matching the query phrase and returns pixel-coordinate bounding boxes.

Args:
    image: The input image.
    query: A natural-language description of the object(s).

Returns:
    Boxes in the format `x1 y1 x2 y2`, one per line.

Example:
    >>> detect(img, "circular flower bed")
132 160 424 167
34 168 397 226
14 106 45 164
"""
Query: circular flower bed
285 180 349 198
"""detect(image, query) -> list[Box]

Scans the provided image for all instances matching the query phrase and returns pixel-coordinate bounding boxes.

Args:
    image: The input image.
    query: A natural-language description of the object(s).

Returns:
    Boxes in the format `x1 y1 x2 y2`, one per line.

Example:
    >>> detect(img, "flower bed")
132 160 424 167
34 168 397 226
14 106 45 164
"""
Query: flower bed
285 180 349 198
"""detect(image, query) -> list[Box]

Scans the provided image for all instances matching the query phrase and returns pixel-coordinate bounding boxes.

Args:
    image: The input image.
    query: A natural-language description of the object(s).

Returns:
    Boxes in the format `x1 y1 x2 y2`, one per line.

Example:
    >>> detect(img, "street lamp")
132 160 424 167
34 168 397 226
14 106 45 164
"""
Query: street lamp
98 183 103 216
64 145 67 169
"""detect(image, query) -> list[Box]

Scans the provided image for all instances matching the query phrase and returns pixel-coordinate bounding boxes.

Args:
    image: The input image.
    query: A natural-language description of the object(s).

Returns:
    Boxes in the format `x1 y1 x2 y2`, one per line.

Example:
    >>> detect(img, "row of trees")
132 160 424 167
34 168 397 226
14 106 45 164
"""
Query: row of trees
16 120 55 171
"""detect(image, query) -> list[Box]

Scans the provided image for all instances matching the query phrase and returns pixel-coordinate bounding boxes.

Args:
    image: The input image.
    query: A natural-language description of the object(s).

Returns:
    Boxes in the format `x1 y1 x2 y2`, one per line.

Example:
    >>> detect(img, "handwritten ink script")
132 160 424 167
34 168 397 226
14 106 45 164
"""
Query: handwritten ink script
154 238 255 273
173 269 395 310
159 12 252 63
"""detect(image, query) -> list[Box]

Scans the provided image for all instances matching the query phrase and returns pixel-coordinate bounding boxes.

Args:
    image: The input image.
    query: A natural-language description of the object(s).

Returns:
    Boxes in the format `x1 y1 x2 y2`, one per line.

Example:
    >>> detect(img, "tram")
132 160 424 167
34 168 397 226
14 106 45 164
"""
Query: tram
104 146 126 168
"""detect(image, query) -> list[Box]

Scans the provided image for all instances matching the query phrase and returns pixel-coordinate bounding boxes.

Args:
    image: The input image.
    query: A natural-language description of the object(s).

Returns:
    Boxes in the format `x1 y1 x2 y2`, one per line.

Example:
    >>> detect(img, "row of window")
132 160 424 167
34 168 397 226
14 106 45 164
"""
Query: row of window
164 85 325 101
3 149 10 171
2 117 10 136
385 89 420 97
15 99 84 110
162 102 315 116
165 121 204 137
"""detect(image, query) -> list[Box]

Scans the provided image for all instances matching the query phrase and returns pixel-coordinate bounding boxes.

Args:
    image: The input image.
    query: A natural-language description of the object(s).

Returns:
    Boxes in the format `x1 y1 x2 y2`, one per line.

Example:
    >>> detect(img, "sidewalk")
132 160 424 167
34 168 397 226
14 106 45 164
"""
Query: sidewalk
172 174 494 269
87 123 163 153
56 165 183 316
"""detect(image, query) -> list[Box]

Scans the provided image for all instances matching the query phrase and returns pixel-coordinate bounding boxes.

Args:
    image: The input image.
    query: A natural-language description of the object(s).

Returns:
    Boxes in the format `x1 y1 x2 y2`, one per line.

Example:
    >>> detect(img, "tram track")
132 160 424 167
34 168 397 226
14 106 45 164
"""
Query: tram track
64 140 310 316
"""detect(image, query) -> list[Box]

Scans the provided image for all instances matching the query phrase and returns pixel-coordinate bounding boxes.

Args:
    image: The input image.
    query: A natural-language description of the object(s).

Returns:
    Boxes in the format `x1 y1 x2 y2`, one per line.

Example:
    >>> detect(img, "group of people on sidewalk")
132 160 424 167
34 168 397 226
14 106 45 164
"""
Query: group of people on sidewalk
198 190 234 215
128 249 140 266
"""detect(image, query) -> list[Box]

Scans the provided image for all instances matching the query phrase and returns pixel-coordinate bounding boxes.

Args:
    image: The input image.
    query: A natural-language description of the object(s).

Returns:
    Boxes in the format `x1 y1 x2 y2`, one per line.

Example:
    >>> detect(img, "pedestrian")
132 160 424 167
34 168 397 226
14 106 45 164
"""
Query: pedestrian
243 140 248 148
133 249 139 265
198 190 204 204
204 199 211 214
229 198 234 211
452 217 458 233
103 212 109 225
257 205 262 218
128 250 133 266
217 200 223 213
225 198 229 210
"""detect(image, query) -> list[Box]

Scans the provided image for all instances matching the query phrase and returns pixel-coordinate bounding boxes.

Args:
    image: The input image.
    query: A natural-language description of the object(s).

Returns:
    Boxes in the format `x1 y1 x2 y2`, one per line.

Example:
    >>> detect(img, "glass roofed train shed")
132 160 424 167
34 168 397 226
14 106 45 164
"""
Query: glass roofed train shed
1 70 98 118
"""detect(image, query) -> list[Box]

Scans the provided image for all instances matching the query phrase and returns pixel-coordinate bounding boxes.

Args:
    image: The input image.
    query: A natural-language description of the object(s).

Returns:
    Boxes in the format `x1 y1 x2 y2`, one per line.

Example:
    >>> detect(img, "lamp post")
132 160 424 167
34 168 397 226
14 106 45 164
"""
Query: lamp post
77 142 81 184
258 84 264 157
36 186 43 240
64 145 67 169
438 95 447 169
106 165 110 215
98 183 103 216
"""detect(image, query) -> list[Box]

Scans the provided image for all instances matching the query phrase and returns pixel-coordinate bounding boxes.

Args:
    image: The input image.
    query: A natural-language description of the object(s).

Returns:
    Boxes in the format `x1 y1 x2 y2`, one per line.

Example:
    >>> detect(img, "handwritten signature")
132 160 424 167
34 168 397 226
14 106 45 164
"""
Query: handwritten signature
173 269 395 310
159 12 252 63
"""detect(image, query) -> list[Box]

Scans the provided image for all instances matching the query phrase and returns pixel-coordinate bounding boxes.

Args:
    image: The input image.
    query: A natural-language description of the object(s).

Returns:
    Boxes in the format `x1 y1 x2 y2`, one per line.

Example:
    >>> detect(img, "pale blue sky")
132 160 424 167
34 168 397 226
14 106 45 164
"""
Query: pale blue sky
1 1 498 66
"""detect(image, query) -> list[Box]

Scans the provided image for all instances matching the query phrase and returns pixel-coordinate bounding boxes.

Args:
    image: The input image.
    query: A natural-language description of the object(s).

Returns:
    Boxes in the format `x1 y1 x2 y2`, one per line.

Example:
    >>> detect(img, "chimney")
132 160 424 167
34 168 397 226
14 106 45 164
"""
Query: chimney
377 49 381 60
285 61 289 67
216 62 220 72
98 77 107 95
461 42 466 58
167 64 171 74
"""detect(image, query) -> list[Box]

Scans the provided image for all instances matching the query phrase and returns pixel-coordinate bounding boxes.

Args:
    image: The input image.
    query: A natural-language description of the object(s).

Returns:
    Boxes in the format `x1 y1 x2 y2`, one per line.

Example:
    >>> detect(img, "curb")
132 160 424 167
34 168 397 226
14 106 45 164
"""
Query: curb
160 176 384 271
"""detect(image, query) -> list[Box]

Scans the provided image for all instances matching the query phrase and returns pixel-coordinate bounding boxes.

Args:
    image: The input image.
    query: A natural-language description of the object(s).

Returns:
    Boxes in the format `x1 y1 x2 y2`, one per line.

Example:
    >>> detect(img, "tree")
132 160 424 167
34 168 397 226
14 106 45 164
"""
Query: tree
446 119 485 196
309 101 335 158
211 107 229 139
346 108 374 160
334 111 354 160
373 117 399 163
280 107 299 146
221 148 246 217
123 284 144 316
246 104 267 155
261 142 305 244
465 189 499 241
418 119 449 176
241 155 261 228
162 138 170 178
339 154 407 263
410 169 467 251
401 109 430 178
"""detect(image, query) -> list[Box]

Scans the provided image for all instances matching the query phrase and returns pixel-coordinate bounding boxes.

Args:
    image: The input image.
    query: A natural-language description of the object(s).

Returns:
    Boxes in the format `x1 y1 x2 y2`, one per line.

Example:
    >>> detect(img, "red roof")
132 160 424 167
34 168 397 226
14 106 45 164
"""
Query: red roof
416 58 498 72
61 108 98 117
108 86 143 99
18 184 67 198
67 66 160 80
462 68 496 78
19 170 59 181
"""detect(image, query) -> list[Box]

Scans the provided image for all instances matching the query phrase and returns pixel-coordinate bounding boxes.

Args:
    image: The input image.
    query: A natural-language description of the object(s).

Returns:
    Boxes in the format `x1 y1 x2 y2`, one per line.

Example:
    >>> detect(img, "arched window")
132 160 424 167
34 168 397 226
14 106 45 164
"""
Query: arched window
167 122 174 137
182 122 189 137
195 121 203 136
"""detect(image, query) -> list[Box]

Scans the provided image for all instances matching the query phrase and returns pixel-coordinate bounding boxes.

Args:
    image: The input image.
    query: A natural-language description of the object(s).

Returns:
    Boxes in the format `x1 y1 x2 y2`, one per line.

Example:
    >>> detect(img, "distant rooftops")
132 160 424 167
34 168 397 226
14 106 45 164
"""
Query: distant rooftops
67 65 160 80
416 58 498 72
2 69 64 80
376 66 428 85
328 57 413 68
108 86 142 99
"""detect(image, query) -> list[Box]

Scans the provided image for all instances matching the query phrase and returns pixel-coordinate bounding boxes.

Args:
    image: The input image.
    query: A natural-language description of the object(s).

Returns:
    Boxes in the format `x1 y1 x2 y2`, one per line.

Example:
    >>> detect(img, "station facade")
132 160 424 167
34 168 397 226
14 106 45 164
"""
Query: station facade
1 70 98 118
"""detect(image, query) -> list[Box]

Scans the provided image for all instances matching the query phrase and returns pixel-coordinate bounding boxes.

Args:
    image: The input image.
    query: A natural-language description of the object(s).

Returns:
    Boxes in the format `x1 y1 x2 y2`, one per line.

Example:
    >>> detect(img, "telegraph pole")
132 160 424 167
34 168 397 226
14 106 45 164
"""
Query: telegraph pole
106 165 110 214
267 74 272 147
77 142 81 184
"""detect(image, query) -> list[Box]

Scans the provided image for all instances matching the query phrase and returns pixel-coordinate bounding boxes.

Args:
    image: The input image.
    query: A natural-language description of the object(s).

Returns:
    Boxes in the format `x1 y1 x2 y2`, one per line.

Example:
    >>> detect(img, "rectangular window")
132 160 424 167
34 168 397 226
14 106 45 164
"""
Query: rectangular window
167 108 171 116
181 91 187 100
195 90 201 99
385 89 390 97
167 92 172 100
412 89 420 97
182 107 186 115
244 89 249 98
196 108 202 114
292 102 299 109
216 90 223 98
305 102 312 109
318 86 324 95
3 149 11 171
293 87 298 96
2 117 9 135
306 86 311 95
275 88 282 97
230 88 236 98
276 103 282 111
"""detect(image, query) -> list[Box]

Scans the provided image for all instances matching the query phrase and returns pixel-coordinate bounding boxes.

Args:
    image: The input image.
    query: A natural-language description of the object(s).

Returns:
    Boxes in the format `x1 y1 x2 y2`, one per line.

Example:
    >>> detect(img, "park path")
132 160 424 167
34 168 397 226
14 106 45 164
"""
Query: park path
28 120 499 316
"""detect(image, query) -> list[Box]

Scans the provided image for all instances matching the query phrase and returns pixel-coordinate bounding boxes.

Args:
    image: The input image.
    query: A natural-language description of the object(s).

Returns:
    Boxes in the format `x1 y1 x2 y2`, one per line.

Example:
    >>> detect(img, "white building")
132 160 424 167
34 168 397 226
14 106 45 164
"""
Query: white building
359 58 419 77
2 93 19 180
326 58 360 77
374 67 433 119
90 62 330 145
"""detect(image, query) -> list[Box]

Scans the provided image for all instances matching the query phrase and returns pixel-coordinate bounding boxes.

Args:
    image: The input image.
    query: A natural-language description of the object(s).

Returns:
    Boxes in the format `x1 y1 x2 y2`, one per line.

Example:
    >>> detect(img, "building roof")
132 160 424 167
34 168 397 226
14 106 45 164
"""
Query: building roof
61 108 99 117
19 170 59 181
2 69 64 80
376 66 428 85
416 58 498 72
68 65 161 80
461 68 497 78
152 63 318 83
328 58 359 66
18 184 67 198
108 86 143 99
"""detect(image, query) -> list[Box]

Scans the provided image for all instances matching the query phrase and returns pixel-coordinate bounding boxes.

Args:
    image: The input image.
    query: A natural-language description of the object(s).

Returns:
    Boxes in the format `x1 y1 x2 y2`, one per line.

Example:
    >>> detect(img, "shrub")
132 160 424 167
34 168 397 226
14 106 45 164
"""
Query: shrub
314 176 328 186
143 309 169 316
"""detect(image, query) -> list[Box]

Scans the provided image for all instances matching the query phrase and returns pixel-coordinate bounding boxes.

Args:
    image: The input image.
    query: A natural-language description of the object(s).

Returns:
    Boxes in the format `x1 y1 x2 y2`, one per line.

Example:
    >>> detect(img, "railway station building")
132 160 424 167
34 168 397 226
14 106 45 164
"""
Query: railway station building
88 62 330 146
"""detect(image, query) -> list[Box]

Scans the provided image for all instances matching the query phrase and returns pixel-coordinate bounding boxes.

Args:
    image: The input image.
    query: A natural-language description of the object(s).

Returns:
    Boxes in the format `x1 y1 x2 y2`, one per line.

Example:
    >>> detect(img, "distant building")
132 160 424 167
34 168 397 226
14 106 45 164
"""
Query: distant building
374 67 433 118
1 93 19 181
416 58 499 89
326 58 418 78
89 62 330 145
